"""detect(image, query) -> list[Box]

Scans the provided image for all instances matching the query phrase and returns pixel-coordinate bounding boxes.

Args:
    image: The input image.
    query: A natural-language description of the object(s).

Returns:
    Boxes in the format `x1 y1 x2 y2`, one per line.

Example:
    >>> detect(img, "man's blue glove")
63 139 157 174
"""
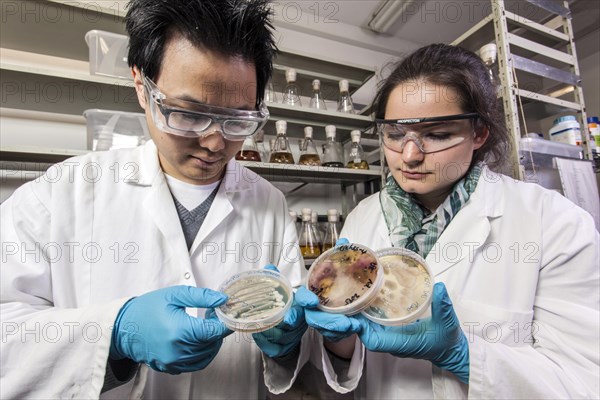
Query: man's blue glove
295 286 361 342
356 282 470 383
252 265 308 359
110 285 232 374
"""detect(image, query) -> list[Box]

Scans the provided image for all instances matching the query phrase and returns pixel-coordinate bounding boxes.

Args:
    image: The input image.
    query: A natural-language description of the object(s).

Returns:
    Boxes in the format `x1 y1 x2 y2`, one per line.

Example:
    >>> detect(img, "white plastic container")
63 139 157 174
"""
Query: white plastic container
83 109 149 151
549 115 582 146
361 248 434 326
84 30 130 79
216 269 293 333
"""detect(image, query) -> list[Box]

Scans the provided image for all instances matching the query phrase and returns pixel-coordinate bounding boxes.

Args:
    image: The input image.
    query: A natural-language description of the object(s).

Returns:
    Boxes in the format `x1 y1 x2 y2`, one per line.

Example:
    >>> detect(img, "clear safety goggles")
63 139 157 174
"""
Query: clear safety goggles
376 113 479 154
142 74 269 141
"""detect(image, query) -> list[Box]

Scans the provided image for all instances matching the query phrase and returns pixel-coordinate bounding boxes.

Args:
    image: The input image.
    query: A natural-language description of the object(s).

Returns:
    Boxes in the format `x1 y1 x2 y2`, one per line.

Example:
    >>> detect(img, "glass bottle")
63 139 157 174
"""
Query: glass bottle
255 129 269 163
269 120 295 164
311 210 323 252
321 125 344 167
298 126 321 166
268 138 276 163
282 68 302 107
309 79 327 110
299 208 321 259
337 79 355 114
235 135 261 161
346 130 369 169
322 209 340 251
265 81 278 103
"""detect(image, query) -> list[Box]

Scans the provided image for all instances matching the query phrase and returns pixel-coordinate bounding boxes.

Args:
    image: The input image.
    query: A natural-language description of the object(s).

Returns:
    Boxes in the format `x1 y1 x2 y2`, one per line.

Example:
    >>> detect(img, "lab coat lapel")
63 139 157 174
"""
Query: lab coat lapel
426 168 502 277
137 141 191 271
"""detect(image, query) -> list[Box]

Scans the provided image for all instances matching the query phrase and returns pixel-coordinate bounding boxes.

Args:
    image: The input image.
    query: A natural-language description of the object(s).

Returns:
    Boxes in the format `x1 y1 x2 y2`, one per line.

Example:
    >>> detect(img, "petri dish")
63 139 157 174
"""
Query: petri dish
361 247 434 325
216 270 293 333
306 243 383 315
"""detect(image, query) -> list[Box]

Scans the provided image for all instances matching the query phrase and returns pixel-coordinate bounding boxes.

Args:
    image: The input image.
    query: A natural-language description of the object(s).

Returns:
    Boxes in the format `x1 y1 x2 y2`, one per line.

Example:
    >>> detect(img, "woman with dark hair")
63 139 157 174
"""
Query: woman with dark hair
298 43 599 398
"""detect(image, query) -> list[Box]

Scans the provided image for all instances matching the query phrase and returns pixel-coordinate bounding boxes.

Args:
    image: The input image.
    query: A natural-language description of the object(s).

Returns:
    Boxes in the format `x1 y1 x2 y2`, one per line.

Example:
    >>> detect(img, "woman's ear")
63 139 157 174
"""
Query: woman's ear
473 125 490 150
131 66 147 110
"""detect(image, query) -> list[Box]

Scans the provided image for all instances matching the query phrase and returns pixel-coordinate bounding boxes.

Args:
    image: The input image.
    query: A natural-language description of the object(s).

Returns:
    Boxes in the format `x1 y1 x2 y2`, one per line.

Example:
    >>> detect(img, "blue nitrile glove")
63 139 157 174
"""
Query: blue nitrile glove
356 282 470 383
295 286 361 342
110 285 232 374
253 265 309 358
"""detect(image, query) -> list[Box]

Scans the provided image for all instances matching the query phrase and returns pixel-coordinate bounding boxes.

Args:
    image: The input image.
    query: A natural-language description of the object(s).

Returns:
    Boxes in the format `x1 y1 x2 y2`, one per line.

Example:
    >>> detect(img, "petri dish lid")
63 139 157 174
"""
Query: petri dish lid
306 243 383 315
216 269 293 333
361 247 434 326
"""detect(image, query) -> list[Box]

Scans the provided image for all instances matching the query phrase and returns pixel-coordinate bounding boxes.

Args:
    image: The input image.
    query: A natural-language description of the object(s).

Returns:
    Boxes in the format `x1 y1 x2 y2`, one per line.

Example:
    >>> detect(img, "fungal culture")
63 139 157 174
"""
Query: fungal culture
216 270 292 333
362 248 434 325
306 243 383 315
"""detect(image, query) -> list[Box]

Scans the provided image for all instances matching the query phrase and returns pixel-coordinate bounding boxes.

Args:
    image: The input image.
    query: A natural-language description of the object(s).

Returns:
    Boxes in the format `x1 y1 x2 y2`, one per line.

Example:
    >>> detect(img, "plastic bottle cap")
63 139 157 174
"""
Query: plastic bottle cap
479 43 497 64
276 120 287 134
588 116 599 124
311 211 318 224
304 126 313 138
351 130 361 142
285 68 297 83
554 115 577 124
339 79 349 92
289 210 297 219
312 79 321 90
327 209 338 222
325 125 337 139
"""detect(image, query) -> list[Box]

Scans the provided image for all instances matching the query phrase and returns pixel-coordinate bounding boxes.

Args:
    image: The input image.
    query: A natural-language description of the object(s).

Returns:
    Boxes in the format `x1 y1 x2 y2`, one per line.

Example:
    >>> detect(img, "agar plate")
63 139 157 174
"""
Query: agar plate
361 247 434 325
306 243 383 315
216 270 292 333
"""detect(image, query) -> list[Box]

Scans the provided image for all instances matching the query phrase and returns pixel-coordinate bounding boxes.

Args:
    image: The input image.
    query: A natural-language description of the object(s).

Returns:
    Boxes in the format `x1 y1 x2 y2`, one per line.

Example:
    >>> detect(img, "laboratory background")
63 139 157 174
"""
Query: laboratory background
1 0 599 241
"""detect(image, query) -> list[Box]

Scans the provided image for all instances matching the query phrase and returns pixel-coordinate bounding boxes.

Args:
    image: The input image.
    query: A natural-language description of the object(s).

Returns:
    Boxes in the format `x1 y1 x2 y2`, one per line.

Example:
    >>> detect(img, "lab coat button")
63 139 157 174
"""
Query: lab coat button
184 272 191 279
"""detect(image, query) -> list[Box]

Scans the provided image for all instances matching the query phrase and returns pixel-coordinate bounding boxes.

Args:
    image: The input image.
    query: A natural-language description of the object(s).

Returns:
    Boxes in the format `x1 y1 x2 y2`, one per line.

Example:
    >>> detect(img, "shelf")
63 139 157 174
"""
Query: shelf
237 161 381 185
0 146 88 171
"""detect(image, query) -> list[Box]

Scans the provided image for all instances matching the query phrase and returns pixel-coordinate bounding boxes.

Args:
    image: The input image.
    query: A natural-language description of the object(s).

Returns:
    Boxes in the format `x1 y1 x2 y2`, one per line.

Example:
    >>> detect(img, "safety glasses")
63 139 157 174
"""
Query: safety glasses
376 113 479 154
142 74 269 141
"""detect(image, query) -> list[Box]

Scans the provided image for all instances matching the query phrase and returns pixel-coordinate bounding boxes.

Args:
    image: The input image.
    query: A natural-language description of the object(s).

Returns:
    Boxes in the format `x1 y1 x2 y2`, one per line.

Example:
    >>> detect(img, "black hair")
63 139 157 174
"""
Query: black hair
125 0 276 106
373 43 510 169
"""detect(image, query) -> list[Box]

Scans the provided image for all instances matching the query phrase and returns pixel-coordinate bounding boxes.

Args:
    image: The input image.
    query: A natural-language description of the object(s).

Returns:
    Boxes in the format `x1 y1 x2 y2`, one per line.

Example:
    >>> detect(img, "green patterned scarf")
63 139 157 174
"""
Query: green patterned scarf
379 163 483 257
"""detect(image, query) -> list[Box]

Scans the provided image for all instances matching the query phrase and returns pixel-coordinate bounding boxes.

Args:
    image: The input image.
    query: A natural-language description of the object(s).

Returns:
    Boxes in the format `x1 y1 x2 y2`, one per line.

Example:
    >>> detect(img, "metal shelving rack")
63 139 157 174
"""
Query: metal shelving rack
452 0 592 180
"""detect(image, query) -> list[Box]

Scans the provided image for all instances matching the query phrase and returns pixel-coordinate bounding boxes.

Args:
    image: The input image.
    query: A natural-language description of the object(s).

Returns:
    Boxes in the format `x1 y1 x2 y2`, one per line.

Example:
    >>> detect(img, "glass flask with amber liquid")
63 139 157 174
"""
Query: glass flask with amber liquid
337 79 355 114
282 68 302 107
309 79 327 110
298 126 321 166
299 208 321 259
346 130 369 169
269 120 295 164
322 125 344 167
322 209 340 251
235 134 261 162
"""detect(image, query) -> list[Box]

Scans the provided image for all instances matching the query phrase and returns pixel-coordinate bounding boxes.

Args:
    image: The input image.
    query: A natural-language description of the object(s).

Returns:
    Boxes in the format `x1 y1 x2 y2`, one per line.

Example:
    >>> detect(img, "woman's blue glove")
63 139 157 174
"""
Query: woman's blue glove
356 282 470 383
252 265 309 358
295 286 361 342
110 285 232 374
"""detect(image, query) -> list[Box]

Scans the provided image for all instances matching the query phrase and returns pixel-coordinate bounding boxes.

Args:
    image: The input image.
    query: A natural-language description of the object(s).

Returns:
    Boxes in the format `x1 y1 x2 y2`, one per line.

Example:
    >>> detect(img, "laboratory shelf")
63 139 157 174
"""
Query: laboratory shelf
237 161 381 185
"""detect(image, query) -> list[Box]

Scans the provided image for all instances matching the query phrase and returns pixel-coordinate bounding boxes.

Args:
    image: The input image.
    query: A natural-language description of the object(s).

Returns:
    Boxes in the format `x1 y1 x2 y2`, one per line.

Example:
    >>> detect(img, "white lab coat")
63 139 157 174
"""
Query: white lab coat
0 141 307 399
318 167 600 399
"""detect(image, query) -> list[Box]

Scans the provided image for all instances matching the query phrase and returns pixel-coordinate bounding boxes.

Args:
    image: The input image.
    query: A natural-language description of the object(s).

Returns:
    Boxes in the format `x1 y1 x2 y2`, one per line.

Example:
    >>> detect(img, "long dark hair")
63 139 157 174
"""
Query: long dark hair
125 0 276 107
373 43 510 169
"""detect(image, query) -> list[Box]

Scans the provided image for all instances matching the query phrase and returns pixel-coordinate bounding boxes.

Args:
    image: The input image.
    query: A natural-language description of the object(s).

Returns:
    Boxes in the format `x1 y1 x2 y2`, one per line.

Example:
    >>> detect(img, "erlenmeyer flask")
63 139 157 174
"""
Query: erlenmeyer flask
269 120 295 164
321 125 344 167
346 130 369 169
265 81 278 103
255 129 268 162
282 68 302 107
235 135 261 161
309 79 327 110
298 126 321 166
299 208 321 259
322 209 340 251
337 79 355 114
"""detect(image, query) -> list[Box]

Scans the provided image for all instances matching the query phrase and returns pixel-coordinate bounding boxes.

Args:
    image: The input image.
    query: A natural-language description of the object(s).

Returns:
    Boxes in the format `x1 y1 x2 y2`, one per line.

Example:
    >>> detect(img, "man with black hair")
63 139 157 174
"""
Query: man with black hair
1 1 309 398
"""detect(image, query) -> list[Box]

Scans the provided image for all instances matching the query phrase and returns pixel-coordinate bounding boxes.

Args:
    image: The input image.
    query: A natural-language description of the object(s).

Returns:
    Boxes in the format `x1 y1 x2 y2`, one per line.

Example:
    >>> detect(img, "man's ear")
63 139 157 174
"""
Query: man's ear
473 125 490 150
131 66 147 110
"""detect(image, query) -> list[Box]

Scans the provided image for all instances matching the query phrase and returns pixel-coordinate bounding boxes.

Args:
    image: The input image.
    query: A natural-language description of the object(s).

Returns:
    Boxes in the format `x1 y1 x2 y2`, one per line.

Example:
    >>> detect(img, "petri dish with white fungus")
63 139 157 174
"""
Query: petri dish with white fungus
216 270 293 333
306 243 384 315
361 247 434 325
